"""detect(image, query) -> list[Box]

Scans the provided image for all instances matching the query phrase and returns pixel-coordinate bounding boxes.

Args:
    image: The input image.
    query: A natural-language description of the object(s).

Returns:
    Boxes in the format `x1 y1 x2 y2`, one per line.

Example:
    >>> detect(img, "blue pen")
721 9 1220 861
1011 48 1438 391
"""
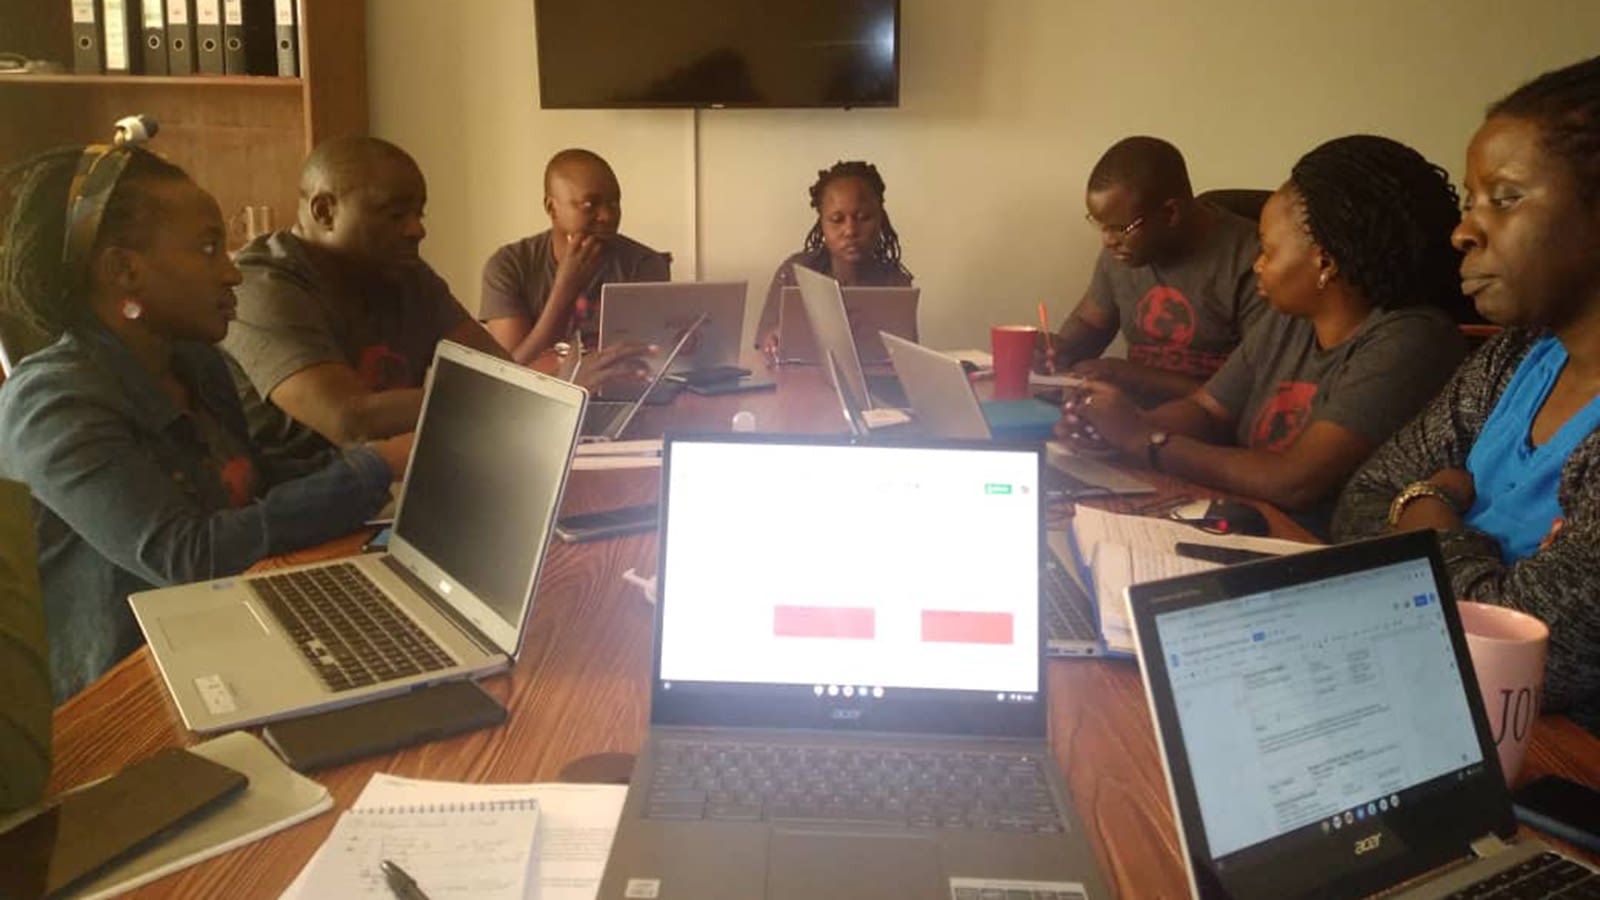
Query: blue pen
381 859 432 900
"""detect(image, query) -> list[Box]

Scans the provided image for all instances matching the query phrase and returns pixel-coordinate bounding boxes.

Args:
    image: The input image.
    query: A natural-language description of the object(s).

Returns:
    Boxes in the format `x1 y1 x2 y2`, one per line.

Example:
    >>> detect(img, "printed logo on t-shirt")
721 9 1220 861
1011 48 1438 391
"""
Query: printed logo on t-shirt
1127 285 1230 376
1250 381 1318 452
1135 285 1197 348
356 344 410 391
219 456 256 508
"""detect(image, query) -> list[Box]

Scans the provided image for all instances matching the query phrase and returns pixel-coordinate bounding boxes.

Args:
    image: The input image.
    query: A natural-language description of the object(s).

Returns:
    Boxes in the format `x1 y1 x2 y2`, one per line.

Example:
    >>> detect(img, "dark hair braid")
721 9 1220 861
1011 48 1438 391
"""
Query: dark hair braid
1489 54 1600 205
802 160 906 274
1287 135 1468 317
0 145 187 339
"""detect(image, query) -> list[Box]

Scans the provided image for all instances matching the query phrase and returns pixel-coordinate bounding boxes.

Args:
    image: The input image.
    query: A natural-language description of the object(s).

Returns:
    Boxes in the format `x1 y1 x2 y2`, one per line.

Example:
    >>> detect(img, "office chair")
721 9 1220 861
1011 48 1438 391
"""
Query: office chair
1197 188 1272 223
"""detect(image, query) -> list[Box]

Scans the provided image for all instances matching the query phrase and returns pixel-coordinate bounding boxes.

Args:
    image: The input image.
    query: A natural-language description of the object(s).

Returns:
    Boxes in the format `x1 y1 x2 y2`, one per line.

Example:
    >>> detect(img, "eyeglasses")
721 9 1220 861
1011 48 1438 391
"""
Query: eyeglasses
1084 212 1146 240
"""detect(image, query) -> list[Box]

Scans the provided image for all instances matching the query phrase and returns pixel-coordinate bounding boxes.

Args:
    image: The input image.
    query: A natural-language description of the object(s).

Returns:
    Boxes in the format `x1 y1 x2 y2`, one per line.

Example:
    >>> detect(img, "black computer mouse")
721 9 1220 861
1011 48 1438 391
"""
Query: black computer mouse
1198 499 1271 537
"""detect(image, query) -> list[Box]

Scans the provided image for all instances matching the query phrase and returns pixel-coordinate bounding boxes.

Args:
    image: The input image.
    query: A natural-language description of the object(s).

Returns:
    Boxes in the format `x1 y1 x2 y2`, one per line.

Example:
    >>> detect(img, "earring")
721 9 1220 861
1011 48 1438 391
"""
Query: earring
1316 272 1330 290
120 298 143 320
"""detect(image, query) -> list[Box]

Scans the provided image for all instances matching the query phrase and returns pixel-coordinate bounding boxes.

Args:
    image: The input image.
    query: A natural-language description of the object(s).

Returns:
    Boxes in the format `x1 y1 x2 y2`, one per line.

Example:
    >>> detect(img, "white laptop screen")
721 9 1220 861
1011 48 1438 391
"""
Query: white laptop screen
392 355 577 632
658 440 1041 700
1154 556 1484 862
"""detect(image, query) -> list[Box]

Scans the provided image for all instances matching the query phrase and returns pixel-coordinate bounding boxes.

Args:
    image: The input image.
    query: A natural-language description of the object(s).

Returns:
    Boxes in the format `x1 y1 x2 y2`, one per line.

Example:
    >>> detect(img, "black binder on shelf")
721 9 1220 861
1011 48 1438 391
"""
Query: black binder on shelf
166 0 197 75
273 0 298 77
71 0 104 74
221 0 245 73
142 0 170 75
102 0 138 74
195 0 224 74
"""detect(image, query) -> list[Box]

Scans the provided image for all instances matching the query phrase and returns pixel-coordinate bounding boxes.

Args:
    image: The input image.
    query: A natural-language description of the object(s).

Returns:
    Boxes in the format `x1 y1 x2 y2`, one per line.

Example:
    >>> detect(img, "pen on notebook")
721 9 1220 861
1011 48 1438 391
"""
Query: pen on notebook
381 859 432 900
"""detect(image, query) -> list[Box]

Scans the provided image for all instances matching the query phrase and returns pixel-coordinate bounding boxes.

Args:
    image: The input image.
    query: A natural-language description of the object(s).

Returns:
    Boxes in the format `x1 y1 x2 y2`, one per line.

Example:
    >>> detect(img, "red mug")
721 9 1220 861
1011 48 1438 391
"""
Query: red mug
991 325 1038 401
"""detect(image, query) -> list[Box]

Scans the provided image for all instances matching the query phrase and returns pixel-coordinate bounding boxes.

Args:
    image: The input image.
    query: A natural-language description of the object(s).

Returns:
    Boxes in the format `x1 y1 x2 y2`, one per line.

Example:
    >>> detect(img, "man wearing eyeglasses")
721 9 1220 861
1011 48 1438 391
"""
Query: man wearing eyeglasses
1047 136 1265 405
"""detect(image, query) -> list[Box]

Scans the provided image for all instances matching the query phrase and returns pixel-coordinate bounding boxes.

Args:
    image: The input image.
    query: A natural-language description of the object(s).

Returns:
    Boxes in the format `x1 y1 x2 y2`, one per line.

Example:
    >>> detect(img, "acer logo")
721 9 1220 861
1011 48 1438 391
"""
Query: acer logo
1354 834 1382 855
831 708 864 720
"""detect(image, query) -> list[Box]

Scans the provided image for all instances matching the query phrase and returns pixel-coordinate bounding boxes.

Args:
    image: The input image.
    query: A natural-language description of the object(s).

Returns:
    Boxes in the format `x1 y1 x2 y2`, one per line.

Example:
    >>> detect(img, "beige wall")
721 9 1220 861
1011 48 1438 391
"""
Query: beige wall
368 0 1600 350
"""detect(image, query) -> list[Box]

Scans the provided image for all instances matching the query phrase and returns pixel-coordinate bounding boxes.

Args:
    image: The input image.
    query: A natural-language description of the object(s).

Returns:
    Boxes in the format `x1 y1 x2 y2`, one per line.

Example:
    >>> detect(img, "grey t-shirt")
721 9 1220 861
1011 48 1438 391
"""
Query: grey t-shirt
479 230 671 347
220 230 472 470
1206 306 1467 453
1085 204 1264 377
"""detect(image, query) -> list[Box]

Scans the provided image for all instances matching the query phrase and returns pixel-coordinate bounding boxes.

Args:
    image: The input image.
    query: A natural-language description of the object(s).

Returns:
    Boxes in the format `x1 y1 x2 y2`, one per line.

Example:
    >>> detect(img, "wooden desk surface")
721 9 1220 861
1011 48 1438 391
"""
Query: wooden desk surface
49 362 1600 898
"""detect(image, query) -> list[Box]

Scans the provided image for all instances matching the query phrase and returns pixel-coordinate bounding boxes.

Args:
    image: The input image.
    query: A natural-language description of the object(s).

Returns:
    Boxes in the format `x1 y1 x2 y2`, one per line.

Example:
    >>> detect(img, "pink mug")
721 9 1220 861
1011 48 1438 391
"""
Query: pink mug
1458 601 1548 785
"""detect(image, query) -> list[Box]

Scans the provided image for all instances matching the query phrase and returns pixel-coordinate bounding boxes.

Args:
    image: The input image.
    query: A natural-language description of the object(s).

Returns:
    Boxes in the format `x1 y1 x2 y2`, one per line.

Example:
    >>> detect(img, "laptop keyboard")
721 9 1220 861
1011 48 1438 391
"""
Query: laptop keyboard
250 563 454 692
1044 556 1098 644
1446 852 1600 899
645 740 1064 833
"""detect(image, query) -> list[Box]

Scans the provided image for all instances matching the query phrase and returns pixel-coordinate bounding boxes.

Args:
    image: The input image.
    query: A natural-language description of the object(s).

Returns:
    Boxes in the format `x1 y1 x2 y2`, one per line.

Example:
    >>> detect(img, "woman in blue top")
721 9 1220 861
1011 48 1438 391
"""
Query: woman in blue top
0 144 411 701
1334 55 1600 732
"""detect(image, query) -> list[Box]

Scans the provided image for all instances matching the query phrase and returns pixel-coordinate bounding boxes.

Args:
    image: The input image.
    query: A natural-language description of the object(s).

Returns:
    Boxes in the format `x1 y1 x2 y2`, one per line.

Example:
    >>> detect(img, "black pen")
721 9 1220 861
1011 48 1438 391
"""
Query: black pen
1174 542 1277 566
381 859 432 900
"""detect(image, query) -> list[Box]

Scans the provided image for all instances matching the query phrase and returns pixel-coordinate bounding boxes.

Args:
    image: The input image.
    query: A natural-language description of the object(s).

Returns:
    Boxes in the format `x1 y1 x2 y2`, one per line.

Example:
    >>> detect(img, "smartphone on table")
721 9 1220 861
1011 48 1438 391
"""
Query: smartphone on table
553 503 658 543
1512 774 1600 853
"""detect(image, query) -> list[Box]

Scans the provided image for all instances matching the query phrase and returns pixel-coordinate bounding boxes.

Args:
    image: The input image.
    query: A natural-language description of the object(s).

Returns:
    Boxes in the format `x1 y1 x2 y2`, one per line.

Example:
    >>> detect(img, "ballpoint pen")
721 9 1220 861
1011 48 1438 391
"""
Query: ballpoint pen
381 859 432 900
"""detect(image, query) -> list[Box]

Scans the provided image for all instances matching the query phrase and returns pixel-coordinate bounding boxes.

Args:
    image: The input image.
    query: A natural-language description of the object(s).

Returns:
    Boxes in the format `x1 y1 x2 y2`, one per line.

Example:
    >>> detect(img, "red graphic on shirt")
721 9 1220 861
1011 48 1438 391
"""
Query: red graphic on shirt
1250 381 1318 452
356 344 409 391
1135 285 1197 347
219 456 256 508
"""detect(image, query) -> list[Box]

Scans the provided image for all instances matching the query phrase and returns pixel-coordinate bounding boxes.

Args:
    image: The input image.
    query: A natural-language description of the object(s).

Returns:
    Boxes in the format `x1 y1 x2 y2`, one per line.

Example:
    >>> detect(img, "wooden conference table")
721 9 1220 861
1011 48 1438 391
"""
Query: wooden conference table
48 361 1600 899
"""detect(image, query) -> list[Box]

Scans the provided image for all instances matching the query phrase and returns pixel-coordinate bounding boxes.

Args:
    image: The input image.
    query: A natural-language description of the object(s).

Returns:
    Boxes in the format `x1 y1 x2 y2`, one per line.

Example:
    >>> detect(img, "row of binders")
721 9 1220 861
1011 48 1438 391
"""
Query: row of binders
71 0 299 77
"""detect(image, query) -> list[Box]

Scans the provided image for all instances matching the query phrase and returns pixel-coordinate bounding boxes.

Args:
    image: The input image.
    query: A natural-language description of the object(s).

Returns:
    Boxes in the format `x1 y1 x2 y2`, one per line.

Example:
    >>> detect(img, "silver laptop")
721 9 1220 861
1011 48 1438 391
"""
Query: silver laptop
598 435 1111 900
792 265 908 410
598 280 745 374
581 312 706 442
880 332 1153 498
1127 530 1599 899
777 283 919 366
130 341 587 732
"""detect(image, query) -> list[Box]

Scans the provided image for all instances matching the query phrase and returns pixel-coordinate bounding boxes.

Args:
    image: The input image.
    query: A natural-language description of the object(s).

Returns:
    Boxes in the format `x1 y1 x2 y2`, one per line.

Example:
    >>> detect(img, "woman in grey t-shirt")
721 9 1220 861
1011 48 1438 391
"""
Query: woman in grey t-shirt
1056 135 1468 537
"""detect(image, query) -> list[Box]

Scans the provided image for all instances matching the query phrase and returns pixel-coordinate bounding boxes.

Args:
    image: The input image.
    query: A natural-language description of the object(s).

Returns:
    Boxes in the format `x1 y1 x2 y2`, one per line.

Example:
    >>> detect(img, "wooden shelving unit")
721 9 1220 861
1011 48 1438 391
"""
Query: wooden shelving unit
0 0 366 243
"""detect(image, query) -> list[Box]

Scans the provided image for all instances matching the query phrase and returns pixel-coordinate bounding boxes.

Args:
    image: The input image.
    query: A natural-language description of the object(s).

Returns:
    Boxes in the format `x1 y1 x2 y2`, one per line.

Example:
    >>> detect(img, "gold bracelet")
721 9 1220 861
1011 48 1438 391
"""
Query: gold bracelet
1387 481 1462 528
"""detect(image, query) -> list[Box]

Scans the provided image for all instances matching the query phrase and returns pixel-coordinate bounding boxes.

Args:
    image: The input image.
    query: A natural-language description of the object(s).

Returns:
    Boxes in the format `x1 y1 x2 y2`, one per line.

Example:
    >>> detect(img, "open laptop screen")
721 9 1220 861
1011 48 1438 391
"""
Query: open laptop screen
1131 533 1513 899
391 351 583 649
653 436 1046 737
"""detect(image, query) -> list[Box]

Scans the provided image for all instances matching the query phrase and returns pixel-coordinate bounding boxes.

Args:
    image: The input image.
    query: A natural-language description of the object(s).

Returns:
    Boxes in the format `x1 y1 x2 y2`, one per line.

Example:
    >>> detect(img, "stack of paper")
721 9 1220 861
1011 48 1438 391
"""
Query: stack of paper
573 439 662 470
1065 505 1315 655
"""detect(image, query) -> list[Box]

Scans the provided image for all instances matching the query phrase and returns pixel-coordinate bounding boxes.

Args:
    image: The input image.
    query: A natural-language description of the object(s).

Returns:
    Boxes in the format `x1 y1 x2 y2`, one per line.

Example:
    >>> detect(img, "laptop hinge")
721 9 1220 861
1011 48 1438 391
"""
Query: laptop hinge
1470 834 1512 859
380 556 499 656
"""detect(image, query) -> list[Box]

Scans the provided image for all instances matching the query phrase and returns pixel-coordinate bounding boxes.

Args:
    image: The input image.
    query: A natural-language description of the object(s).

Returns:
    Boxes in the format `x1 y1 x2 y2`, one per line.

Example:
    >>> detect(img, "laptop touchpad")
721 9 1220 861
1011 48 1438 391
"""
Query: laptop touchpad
160 603 269 650
767 829 941 900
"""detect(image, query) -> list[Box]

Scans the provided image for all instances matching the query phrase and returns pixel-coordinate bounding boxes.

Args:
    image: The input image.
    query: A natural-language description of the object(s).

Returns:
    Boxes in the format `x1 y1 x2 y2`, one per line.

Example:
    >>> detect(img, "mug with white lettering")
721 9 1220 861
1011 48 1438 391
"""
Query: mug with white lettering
1459 601 1548 785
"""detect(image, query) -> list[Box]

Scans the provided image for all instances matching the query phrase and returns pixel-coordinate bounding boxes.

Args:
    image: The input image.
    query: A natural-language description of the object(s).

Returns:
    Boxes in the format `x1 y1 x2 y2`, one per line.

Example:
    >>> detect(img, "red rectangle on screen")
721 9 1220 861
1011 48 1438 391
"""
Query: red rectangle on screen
773 605 876 640
921 610 1014 645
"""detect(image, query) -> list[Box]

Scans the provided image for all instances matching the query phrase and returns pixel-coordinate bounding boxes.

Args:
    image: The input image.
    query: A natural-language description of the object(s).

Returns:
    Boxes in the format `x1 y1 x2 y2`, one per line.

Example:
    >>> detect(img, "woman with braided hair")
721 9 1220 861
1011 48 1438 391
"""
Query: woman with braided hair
1057 134 1468 537
1335 55 1600 732
755 160 913 357
0 145 411 700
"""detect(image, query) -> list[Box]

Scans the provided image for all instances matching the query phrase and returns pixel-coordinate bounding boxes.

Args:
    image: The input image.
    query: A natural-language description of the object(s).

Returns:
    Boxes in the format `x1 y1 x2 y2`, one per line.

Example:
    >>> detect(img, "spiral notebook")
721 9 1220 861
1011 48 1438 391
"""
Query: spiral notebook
287 781 542 900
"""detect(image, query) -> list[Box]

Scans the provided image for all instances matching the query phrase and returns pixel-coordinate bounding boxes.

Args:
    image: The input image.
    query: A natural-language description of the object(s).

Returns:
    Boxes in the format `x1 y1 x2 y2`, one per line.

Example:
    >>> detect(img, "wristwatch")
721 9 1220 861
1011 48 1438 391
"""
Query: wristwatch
1147 431 1171 472
1388 481 1464 528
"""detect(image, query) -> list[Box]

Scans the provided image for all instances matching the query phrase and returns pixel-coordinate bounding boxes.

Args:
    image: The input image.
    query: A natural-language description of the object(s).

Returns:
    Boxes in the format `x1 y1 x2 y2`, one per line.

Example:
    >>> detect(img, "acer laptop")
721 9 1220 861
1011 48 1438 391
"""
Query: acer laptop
131 341 587 732
792 265 909 410
598 281 745 374
581 312 706 442
597 434 1111 900
776 283 919 366
1127 530 1598 899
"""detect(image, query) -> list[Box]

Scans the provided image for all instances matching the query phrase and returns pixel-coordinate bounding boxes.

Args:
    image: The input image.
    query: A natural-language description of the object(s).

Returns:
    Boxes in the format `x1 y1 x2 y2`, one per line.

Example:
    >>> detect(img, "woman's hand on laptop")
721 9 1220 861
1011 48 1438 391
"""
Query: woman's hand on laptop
576 342 656 392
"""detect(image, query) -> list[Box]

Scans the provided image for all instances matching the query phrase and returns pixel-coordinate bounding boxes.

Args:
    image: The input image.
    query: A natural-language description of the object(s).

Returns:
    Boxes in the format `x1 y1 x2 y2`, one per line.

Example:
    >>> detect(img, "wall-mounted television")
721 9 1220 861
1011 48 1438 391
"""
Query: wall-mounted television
533 0 900 109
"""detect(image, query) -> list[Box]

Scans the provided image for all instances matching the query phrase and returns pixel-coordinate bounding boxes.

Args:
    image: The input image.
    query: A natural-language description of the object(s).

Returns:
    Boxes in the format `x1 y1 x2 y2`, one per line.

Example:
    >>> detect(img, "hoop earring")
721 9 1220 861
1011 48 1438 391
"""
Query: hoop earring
120 298 143 320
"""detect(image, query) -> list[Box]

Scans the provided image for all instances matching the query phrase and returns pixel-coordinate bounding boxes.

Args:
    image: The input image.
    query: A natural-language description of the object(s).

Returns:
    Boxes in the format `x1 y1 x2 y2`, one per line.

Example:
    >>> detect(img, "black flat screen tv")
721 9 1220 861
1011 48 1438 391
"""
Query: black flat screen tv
533 0 899 109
